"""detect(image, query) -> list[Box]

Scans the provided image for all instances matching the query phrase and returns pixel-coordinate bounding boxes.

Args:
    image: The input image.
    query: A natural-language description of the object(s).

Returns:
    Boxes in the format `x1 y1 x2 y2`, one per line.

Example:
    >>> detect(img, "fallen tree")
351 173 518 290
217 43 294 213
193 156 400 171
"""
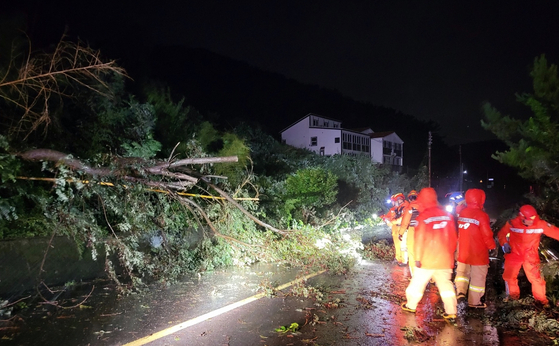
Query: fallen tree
17 148 289 237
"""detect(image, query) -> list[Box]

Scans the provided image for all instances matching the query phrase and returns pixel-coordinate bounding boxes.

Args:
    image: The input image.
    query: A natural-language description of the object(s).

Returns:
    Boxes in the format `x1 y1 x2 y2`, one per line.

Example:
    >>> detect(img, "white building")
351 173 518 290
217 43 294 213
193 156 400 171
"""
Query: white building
280 113 370 157
280 113 403 166
369 131 404 166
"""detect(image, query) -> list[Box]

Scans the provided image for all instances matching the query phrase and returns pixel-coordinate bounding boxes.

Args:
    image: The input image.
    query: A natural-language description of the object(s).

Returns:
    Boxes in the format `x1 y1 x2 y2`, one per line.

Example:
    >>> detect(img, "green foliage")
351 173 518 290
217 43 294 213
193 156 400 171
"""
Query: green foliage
275 322 299 333
120 135 162 158
285 167 338 208
284 167 338 223
144 84 203 158
198 121 220 151
362 239 395 261
263 223 359 274
82 96 162 159
214 132 250 186
481 55 559 217
0 136 19 225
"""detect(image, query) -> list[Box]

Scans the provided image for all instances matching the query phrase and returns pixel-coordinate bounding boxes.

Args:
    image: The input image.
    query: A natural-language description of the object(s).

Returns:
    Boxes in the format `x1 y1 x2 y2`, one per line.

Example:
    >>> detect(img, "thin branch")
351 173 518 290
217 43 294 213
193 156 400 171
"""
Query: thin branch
0 296 31 309
167 142 181 163
176 195 261 248
0 62 121 89
39 230 56 276
317 201 353 229
201 177 288 236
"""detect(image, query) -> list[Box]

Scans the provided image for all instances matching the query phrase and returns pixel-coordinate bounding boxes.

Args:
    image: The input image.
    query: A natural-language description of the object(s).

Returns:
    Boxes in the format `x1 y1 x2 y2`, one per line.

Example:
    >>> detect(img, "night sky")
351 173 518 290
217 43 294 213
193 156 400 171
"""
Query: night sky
4 0 559 145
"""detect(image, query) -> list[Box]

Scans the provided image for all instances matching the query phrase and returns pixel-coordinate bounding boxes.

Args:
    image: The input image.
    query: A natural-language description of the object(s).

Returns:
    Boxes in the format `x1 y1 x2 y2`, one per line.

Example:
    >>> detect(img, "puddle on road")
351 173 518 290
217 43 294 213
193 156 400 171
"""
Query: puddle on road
0 263 305 345
0 260 554 345
291 260 549 346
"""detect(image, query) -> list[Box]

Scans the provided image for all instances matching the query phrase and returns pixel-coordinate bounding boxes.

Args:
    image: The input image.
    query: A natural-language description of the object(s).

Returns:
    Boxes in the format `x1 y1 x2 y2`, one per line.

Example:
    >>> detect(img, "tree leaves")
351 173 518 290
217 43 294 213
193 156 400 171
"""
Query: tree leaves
482 55 559 218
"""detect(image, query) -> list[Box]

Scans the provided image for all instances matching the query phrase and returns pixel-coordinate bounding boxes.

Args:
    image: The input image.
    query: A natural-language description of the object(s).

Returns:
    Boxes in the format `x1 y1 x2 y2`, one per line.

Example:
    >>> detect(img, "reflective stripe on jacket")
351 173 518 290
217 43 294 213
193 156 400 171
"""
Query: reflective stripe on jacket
399 200 422 236
498 217 559 263
456 189 495 265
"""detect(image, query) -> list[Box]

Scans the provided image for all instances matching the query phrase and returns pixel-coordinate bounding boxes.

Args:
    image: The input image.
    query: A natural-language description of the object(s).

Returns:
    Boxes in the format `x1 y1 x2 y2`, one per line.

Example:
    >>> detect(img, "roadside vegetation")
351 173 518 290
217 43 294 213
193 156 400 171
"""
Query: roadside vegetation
0 27 424 301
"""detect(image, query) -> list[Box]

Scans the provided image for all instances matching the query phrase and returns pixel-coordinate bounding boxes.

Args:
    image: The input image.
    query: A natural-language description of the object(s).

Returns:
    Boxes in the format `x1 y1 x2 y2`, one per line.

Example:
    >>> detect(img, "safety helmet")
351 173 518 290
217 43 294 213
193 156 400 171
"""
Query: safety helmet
391 193 405 202
519 205 538 220
407 190 418 201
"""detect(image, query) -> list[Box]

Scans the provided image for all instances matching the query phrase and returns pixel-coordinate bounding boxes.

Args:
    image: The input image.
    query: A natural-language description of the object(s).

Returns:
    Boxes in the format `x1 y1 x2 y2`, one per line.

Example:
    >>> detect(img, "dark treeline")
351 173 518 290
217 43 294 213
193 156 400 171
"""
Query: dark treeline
138 46 453 172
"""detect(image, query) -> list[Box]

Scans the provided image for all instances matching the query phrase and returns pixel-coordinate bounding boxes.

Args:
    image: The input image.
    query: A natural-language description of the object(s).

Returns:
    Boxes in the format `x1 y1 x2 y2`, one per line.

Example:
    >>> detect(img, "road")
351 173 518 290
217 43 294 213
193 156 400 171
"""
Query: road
0 259 553 345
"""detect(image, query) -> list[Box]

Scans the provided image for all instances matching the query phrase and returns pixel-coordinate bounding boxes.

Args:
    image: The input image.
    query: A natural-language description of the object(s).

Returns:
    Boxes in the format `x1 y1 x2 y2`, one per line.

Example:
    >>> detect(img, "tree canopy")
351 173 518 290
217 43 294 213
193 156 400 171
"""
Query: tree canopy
482 55 559 217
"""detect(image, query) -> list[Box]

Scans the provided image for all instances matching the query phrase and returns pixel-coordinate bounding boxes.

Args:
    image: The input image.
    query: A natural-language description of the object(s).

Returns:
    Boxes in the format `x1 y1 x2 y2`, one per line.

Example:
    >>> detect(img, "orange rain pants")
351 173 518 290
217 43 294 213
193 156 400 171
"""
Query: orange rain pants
503 259 547 303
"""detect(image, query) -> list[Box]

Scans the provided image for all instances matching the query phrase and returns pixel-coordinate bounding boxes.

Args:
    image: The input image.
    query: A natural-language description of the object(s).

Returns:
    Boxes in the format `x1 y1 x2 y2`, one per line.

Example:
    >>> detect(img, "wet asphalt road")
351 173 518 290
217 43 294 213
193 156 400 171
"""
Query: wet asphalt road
0 259 554 345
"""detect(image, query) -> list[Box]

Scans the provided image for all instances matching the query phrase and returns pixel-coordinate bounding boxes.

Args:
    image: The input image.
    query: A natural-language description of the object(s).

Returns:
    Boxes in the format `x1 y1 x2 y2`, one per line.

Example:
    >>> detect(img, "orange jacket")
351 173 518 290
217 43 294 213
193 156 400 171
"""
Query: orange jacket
456 189 495 265
381 201 408 227
498 216 559 263
399 200 422 236
414 188 457 269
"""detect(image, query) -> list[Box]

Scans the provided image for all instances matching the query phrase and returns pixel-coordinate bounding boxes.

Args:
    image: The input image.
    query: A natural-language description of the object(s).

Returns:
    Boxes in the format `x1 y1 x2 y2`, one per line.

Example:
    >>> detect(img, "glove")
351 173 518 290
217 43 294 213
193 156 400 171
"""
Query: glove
502 243 511 254
415 261 421 268
489 247 498 258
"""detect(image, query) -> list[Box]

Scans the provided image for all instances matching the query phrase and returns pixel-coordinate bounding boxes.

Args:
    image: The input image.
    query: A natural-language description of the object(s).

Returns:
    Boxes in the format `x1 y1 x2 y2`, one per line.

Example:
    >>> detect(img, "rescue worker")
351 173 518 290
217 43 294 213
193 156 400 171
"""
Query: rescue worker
497 205 559 307
399 190 421 276
381 193 408 266
401 188 458 323
454 189 496 309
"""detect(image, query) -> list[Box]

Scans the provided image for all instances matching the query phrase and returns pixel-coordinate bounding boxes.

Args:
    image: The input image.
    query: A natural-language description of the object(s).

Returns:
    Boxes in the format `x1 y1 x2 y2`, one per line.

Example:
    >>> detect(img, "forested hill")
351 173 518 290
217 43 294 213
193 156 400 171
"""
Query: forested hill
140 46 448 170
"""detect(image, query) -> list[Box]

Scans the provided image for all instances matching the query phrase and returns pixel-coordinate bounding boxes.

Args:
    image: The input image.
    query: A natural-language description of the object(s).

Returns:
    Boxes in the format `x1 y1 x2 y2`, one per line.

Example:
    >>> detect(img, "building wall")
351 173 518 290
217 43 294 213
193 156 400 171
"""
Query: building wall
341 130 370 156
281 117 310 149
308 128 342 155
382 132 404 166
282 115 402 165
370 137 383 164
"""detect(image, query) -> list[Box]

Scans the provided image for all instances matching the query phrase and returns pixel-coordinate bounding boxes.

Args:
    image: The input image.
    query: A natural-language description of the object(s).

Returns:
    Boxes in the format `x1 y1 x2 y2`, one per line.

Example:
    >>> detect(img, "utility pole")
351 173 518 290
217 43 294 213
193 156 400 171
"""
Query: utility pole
428 131 432 187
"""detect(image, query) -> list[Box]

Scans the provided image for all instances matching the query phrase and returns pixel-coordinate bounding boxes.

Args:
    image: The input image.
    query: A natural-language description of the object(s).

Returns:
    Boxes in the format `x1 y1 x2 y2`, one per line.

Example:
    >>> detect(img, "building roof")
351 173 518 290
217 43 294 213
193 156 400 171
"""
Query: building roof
280 113 343 133
368 131 395 138
350 127 373 133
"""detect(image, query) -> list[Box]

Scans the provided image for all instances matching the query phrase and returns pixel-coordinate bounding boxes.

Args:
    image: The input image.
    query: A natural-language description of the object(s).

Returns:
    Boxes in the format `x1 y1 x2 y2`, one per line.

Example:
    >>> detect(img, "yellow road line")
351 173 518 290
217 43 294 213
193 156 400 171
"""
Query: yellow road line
123 270 327 346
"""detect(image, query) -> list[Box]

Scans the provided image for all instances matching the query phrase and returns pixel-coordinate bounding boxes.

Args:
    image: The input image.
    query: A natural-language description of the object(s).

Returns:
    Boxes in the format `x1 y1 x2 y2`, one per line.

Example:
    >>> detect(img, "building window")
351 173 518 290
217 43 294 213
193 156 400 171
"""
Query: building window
335 137 340 143
310 137 317 146
320 147 325 156
324 121 329 127
312 118 319 126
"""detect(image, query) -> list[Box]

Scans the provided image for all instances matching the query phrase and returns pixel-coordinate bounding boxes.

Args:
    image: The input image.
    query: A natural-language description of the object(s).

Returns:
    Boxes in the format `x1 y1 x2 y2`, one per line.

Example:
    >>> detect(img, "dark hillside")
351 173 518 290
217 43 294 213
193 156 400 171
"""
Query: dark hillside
145 46 444 170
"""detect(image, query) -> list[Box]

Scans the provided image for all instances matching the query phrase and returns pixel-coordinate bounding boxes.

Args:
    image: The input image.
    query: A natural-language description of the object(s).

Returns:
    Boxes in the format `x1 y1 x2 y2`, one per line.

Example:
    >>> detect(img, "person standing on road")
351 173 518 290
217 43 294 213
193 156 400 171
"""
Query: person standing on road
399 190 421 276
401 187 458 322
381 193 408 266
497 205 559 307
454 189 496 309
